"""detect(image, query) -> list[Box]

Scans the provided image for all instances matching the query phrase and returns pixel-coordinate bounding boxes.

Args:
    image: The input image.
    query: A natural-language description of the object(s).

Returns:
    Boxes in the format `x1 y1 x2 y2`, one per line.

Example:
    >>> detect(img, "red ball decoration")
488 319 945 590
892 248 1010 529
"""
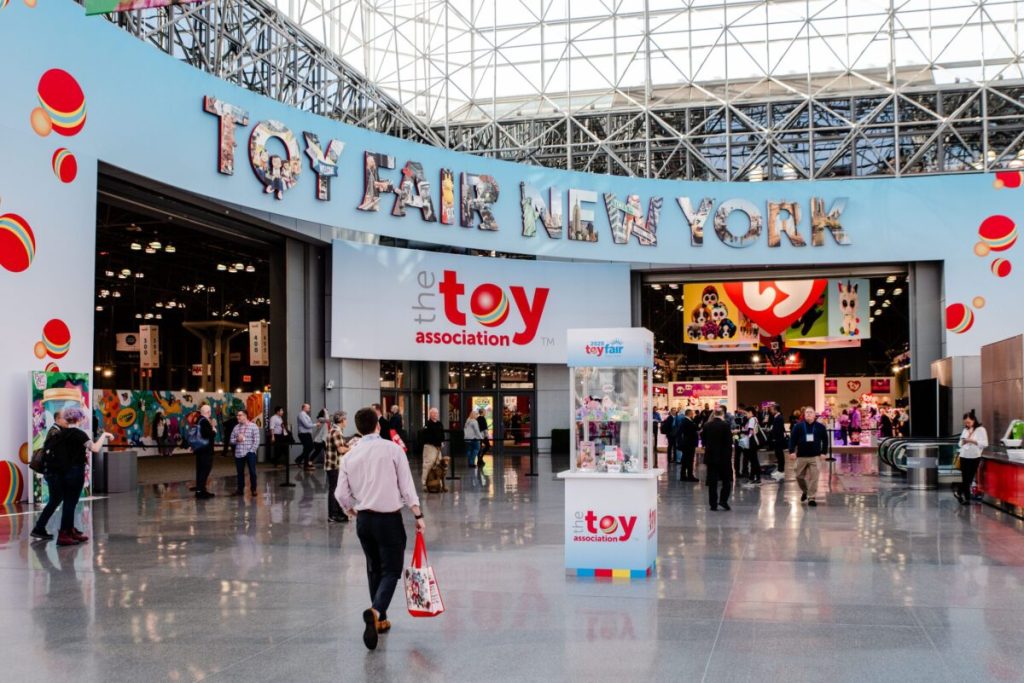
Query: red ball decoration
41 318 71 359
991 258 1012 278
978 215 1018 252
470 284 510 327
945 303 974 335
37 69 87 137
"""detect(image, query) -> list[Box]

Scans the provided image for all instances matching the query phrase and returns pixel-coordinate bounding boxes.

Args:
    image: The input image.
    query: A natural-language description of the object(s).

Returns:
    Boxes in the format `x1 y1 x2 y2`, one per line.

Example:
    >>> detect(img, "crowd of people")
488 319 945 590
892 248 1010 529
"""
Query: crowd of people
657 402 829 509
29 389 993 654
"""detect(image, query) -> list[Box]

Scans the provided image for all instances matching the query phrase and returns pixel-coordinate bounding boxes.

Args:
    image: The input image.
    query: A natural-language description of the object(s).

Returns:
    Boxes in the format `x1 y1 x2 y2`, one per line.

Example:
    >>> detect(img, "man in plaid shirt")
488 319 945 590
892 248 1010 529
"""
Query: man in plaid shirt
230 410 261 497
324 411 352 523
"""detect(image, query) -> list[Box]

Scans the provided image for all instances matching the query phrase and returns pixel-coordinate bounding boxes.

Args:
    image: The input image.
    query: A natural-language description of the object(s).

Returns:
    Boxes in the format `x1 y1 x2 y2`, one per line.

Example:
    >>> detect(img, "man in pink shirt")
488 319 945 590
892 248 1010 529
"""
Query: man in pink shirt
335 407 426 651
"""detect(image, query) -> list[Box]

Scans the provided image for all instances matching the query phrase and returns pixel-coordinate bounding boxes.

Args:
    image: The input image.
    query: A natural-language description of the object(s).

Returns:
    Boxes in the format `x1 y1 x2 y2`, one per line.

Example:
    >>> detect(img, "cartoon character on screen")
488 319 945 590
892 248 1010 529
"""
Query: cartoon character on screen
710 302 736 339
838 280 860 337
688 305 710 340
763 335 788 366
698 307 719 340
701 285 720 309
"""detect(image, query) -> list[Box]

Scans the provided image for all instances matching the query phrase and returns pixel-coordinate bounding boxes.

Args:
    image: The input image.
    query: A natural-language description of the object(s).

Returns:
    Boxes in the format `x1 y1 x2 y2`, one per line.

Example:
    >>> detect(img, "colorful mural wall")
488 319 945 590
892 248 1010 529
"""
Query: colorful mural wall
94 390 267 451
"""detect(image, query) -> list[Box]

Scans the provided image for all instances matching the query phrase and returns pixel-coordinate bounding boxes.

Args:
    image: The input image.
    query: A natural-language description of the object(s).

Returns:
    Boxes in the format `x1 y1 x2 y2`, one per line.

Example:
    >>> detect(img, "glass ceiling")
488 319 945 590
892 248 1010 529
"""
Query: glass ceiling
274 0 1024 124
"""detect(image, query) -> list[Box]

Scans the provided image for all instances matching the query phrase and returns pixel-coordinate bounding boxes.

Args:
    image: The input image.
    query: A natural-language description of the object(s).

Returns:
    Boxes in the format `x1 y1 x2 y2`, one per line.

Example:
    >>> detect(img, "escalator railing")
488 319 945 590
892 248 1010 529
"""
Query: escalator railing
878 437 960 473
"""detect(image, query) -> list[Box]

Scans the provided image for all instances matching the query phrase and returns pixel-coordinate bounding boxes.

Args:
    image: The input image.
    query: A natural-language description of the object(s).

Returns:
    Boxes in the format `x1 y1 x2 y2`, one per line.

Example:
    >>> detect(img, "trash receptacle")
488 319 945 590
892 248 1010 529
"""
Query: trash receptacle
106 449 138 493
905 444 938 490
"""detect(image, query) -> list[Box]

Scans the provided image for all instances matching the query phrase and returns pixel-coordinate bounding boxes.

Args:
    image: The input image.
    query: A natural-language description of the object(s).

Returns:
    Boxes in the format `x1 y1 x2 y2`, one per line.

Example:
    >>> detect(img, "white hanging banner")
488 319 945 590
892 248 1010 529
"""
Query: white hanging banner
139 325 160 369
249 321 270 366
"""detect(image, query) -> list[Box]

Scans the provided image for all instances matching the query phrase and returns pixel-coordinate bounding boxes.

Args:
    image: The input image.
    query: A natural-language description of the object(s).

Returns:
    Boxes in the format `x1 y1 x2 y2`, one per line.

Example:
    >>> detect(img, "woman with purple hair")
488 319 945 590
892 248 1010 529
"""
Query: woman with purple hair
30 405 113 546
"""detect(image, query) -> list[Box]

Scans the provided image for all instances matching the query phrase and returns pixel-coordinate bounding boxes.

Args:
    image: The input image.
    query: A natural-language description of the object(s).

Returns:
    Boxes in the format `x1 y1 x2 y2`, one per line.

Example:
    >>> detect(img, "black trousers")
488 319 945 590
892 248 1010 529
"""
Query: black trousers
959 457 981 498
706 462 733 509
34 466 84 533
297 433 314 464
356 511 408 620
745 446 761 480
326 468 343 519
774 445 785 474
680 444 696 480
195 447 214 493
272 439 289 465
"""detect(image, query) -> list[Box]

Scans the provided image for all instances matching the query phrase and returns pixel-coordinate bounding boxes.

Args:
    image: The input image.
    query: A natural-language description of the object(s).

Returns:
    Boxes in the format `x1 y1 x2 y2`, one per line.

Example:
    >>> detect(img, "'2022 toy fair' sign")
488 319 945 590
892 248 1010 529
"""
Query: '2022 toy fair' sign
330 241 631 363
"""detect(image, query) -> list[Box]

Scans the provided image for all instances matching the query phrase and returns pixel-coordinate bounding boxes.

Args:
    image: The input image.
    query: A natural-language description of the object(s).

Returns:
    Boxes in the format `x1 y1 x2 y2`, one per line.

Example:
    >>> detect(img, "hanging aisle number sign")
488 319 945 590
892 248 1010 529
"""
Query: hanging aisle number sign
249 321 269 366
139 325 160 369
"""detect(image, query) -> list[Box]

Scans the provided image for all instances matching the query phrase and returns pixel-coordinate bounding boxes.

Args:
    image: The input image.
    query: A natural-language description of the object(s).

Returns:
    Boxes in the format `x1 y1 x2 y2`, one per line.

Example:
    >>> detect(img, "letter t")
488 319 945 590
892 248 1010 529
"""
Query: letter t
438 270 466 325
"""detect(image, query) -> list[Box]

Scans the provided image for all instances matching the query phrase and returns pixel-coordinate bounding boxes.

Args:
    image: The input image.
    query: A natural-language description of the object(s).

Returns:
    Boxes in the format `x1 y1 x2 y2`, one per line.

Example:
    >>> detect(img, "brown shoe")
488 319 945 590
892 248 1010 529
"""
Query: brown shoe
377 619 391 633
362 608 379 650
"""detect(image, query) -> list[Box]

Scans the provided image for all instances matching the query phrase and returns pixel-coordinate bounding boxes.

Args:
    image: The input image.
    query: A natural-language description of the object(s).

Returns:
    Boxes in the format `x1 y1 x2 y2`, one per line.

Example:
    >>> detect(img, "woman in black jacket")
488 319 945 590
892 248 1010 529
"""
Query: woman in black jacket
30 406 113 546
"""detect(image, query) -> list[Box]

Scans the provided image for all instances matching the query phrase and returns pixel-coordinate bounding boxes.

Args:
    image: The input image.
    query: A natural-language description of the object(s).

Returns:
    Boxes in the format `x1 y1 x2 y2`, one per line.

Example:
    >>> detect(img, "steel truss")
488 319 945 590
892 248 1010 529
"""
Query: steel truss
276 0 1024 181
89 0 444 146
99 0 1024 181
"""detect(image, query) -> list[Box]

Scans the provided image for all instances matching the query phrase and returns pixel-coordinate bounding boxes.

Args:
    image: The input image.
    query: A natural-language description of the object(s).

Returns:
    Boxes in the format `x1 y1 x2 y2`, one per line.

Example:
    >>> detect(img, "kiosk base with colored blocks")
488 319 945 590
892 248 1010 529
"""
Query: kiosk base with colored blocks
557 469 662 579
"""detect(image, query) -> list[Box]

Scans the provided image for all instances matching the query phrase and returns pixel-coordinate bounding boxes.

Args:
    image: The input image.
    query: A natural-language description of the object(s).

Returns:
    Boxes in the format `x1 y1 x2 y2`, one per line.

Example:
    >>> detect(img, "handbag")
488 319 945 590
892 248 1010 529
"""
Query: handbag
405 531 444 617
953 454 961 470
29 448 47 474
737 435 750 450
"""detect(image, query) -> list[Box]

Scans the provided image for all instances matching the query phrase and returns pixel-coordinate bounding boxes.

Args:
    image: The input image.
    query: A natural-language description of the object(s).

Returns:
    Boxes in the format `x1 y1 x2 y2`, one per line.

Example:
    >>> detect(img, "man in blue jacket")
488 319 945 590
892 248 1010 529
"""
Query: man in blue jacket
789 406 829 507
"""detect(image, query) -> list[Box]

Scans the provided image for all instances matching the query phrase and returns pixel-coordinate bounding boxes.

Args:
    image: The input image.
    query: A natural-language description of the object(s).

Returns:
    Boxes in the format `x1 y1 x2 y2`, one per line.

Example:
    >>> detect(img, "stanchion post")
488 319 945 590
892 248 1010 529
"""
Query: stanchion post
280 442 296 487
526 433 539 477
445 430 460 481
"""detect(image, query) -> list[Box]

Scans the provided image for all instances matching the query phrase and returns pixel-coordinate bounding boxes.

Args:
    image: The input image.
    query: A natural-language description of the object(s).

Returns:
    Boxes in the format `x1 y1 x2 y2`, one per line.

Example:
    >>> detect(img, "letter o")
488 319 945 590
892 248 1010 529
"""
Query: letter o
713 198 762 248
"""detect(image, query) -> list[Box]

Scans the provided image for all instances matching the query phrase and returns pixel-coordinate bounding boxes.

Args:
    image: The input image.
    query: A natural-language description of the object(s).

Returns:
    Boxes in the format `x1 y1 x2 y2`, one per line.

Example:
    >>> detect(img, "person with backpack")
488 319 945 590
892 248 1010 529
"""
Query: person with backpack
323 411 352 521
30 406 113 545
189 404 217 499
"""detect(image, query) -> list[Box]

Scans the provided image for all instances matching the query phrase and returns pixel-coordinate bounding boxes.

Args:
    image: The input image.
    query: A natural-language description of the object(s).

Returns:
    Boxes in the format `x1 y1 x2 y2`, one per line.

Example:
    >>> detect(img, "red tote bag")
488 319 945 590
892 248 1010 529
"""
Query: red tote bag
404 531 445 617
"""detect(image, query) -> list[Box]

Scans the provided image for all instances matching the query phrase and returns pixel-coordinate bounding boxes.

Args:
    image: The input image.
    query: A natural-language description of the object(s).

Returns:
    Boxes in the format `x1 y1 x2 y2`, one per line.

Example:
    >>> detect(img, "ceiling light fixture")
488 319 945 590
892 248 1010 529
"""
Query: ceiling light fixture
216 264 227 271
130 242 142 251
245 264 255 273
165 244 176 253
120 268 131 276
149 241 162 250
144 247 156 254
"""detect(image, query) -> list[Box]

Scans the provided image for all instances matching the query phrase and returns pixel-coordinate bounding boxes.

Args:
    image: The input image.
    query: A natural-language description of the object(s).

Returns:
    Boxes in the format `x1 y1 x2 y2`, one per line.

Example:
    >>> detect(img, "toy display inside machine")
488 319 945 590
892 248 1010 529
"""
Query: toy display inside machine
573 366 649 473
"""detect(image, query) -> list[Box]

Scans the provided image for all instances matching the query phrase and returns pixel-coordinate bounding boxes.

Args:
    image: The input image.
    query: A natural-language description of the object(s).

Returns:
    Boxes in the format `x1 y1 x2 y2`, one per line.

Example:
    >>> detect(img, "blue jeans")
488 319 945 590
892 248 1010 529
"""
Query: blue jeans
466 439 480 467
235 452 257 492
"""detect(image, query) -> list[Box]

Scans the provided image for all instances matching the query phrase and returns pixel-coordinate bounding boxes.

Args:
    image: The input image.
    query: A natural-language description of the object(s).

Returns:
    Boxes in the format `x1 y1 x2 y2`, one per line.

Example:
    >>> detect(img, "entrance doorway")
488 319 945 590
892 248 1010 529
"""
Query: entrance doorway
442 363 536 458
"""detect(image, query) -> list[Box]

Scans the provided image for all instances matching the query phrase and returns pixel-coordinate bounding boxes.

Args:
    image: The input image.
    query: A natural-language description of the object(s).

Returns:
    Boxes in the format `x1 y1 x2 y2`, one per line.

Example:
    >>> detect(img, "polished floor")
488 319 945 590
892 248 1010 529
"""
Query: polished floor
2 454 1024 683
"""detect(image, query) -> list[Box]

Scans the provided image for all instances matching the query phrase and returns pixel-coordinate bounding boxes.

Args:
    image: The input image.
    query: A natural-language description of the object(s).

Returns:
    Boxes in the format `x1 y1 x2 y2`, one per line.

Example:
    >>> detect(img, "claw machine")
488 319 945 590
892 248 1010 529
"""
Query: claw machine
558 328 662 579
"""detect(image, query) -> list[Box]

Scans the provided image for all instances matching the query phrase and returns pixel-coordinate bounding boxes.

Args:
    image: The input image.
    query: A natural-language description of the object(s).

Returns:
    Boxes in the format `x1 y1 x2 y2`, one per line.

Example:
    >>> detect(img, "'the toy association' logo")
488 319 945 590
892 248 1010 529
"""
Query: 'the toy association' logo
413 269 550 348
572 510 637 542
585 338 624 358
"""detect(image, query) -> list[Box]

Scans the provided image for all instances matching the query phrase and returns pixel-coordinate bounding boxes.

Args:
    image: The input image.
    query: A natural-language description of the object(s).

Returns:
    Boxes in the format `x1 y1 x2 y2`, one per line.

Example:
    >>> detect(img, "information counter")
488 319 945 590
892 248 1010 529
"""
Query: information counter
558 469 662 577
561 327 661 579
977 448 1024 518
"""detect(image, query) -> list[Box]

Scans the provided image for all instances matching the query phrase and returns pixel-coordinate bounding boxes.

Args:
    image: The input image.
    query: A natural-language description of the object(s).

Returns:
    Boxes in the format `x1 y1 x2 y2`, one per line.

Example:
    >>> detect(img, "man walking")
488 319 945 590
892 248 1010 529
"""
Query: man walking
769 403 787 480
269 406 288 466
229 409 260 497
193 405 216 499
323 411 351 521
295 402 315 467
701 407 733 511
677 409 700 482
421 407 446 490
335 408 425 651
789 406 829 507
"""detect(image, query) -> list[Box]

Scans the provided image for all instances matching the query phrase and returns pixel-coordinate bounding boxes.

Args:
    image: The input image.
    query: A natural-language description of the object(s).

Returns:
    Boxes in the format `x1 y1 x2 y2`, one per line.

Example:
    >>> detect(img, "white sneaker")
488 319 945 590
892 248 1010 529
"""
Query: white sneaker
770 471 785 480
